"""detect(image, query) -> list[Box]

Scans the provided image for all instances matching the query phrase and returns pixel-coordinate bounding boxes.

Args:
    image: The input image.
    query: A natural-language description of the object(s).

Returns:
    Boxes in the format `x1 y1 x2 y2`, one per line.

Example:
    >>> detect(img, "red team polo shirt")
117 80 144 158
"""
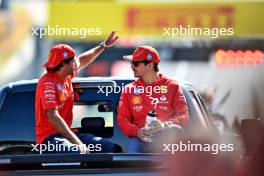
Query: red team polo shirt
35 70 76 144
117 74 189 137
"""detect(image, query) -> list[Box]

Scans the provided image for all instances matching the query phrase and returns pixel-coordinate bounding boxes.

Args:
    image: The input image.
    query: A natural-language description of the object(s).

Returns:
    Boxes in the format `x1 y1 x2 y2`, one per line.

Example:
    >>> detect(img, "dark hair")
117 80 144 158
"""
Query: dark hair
46 57 74 72
143 61 159 72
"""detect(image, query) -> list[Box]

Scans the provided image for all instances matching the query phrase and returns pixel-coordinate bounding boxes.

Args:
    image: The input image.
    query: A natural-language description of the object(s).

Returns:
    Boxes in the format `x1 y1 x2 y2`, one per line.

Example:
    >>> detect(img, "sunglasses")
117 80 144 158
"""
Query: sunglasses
130 60 150 67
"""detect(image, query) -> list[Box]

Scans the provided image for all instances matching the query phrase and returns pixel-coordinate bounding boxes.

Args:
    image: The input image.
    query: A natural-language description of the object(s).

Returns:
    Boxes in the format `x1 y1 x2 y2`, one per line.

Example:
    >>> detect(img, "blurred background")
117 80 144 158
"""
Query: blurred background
0 0 263 129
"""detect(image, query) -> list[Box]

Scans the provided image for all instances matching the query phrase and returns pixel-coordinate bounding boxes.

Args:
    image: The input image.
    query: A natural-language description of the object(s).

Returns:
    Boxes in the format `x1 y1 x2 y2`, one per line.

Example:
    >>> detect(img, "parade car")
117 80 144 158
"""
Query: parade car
0 77 219 175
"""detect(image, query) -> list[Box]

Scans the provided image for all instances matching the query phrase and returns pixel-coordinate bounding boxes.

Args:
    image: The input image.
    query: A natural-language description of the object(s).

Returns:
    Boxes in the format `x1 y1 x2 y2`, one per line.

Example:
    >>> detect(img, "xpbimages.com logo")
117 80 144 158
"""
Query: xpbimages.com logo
97 83 168 97
31 141 102 154
31 25 102 38
163 25 234 38
162 141 234 155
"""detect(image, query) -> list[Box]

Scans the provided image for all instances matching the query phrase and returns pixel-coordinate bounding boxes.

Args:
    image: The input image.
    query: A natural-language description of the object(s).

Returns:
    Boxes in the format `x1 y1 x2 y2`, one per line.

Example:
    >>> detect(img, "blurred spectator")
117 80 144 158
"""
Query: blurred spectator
200 86 231 134
163 119 264 176
199 86 231 114
0 0 13 36
0 0 9 10
238 119 264 176
165 136 240 176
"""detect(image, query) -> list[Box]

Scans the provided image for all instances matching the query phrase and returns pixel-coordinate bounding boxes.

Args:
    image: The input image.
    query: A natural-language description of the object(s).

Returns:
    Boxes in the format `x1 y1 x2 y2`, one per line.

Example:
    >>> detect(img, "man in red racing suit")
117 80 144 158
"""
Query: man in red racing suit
117 45 189 153
35 31 120 154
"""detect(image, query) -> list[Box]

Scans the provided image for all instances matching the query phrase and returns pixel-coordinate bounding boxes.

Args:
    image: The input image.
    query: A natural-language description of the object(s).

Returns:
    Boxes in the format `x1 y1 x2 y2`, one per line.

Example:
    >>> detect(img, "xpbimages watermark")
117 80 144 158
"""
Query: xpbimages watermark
97 83 168 97
31 142 102 154
31 25 102 38
163 25 234 38
162 141 234 155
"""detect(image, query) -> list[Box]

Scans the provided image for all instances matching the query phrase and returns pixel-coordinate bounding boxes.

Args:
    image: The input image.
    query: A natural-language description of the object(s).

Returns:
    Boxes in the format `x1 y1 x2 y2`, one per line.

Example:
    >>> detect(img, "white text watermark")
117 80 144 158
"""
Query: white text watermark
31 141 102 154
97 83 168 97
163 25 234 38
163 141 234 155
31 25 102 38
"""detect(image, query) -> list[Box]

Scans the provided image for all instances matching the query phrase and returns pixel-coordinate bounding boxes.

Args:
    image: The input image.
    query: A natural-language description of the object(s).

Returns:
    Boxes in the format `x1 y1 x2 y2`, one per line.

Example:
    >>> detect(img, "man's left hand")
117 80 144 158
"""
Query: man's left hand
149 119 164 134
104 30 119 47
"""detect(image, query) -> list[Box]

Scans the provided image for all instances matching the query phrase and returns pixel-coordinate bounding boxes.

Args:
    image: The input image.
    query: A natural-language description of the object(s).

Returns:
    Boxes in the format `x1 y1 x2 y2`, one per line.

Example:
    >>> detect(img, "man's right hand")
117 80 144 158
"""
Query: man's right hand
137 128 153 141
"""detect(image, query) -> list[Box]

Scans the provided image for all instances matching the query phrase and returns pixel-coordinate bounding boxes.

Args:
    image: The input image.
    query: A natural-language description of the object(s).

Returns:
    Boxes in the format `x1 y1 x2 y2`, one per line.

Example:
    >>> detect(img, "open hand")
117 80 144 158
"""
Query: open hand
104 30 119 47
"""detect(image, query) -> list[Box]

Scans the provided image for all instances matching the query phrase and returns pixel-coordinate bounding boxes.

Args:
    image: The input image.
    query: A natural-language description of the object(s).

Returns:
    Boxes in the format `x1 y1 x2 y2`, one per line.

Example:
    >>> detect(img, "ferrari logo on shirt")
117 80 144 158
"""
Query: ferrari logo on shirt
132 96 142 105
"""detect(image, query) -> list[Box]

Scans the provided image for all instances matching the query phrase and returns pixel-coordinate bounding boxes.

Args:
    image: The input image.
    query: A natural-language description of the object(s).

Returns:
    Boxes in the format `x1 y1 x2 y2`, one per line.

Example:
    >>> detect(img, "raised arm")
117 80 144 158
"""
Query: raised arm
76 30 119 71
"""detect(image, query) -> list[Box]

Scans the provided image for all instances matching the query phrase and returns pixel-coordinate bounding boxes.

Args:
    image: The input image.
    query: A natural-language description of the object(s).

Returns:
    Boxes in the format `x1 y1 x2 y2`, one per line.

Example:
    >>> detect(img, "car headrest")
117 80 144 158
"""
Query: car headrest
81 117 105 128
